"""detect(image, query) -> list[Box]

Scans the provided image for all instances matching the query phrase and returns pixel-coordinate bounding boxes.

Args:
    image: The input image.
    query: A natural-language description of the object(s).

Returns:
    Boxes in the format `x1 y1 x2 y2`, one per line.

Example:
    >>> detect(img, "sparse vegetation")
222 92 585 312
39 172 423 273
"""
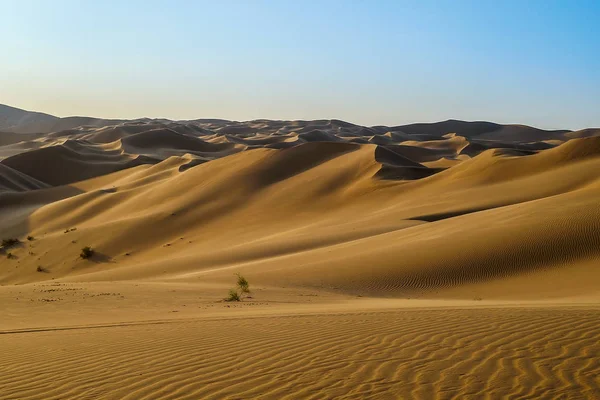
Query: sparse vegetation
27 236 34 241
80 246 94 259
37 266 48 273
6 253 15 259
236 273 250 294
2 238 20 248
225 273 251 302
226 289 241 302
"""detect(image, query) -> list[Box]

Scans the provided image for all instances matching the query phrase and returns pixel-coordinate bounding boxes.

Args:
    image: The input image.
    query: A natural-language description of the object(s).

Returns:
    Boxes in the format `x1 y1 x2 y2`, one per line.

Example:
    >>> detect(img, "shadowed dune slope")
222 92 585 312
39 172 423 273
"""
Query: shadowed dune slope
120 127 243 158
0 142 156 186
0 164 50 192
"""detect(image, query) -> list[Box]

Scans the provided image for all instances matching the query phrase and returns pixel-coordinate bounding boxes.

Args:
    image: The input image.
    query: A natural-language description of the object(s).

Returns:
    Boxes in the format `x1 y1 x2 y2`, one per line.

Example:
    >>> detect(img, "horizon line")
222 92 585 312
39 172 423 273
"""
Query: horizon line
2 103 588 132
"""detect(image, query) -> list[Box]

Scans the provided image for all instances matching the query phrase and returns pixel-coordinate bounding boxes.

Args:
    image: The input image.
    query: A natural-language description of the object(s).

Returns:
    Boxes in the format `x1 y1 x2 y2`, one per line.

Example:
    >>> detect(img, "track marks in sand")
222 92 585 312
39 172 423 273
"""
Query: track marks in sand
1 307 599 399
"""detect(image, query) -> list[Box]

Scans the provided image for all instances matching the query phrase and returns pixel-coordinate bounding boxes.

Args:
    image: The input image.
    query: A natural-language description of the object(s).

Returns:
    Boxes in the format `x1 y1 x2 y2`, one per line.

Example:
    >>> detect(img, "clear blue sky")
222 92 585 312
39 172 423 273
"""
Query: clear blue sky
1 0 599 129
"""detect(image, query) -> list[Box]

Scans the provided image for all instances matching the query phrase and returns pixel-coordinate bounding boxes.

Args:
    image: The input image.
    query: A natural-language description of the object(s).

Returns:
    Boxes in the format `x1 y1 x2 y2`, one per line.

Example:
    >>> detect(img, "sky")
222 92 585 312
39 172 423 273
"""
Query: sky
1 0 599 129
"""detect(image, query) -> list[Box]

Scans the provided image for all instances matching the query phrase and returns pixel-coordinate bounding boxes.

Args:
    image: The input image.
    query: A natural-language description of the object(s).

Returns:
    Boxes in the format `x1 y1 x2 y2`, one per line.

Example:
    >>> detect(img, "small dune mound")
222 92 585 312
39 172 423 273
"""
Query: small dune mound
177 156 209 172
1 143 154 186
383 131 414 142
384 144 456 163
458 141 490 157
0 164 49 191
420 157 465 169
373 146 426 168
347 137 371 145
460 139 555 158
431 136 600 187
0 131 41 147
224 134 290 146
215 125 258 135
537 135 600 163
400 134 469 155
428 147 534 185
367 135 395 145
264 140 303 149
373 146 439 180
59 139 126 157
121 128 242 156
45 127 92 139
565 128 600 139
349 127 380 137
244 142 360 188
298 129 343 142
83 123 167 143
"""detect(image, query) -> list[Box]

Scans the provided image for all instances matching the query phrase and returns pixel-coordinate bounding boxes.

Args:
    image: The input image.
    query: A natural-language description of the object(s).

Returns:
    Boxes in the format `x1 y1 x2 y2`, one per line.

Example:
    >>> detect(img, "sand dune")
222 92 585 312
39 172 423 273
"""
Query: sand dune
120 128 244 158
1 105 600 398
566 128 600 139
0 164 49 192
1 142 154 186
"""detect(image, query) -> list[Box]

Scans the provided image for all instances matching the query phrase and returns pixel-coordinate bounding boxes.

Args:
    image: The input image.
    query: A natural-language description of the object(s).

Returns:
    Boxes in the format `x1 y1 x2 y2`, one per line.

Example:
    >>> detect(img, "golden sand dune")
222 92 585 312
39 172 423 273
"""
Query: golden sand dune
1 141 152 186
1 105 600 398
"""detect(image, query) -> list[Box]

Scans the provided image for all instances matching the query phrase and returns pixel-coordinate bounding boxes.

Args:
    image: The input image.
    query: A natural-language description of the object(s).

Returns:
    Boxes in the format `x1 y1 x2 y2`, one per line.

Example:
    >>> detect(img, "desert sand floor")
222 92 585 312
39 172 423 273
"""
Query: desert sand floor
2 116 600 398
1 282 600 399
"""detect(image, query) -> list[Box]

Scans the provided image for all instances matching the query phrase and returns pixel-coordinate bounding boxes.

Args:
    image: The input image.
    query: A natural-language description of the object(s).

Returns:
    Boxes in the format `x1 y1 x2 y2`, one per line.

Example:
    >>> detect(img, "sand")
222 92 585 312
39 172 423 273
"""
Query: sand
1 106 600 399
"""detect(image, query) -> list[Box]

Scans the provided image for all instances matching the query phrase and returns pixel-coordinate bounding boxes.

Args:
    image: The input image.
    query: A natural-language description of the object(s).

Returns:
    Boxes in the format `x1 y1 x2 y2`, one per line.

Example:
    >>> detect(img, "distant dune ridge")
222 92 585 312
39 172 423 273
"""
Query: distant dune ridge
2 104 600 399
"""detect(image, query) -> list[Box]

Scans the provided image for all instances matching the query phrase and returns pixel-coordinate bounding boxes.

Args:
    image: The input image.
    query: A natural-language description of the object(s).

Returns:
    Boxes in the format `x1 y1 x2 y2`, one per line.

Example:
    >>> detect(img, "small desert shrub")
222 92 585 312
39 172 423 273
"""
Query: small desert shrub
37 266 47 273
225 273 251 301
27 236 34 241
226 289 241 302
2 238 20 247
236 273 250 294
6 252 15 259
80 246 94 259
